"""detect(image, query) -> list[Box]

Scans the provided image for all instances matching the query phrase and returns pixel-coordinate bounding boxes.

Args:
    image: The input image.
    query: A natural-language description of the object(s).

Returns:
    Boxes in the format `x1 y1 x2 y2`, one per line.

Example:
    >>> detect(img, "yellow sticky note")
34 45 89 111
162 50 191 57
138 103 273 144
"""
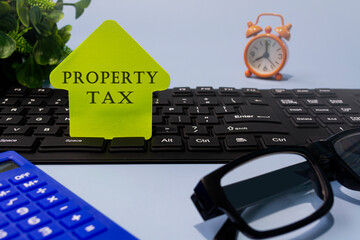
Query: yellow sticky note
50 20 170 140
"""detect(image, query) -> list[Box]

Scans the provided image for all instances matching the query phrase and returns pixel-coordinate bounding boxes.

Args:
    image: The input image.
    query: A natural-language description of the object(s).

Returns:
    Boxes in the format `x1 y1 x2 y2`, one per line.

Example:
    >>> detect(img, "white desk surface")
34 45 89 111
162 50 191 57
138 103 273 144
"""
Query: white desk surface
39 0 360 239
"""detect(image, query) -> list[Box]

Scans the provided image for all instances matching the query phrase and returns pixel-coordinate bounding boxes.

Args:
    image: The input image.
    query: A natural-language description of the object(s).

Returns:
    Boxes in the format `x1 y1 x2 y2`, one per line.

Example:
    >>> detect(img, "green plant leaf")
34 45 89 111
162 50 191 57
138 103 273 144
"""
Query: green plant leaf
35 19 53 36
33 37 62 65
0 14 17 32
45 10 64 23
16 0 30 27
0 31 16 59
0 2 11 17
30 6 42 34
59 25 72 44
74 0 91 19
55 0 64 11
16 56 44 88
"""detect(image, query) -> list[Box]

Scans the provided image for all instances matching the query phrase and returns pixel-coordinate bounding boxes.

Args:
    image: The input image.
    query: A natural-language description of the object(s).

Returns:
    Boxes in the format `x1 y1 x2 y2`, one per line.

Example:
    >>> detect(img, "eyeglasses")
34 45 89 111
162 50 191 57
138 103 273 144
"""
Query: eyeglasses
191 128 360 239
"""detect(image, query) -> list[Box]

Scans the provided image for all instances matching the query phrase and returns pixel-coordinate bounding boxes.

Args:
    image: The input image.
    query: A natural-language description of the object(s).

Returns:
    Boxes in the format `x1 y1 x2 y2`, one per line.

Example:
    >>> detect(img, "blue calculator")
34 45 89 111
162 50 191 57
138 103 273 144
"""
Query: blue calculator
0 151 137 240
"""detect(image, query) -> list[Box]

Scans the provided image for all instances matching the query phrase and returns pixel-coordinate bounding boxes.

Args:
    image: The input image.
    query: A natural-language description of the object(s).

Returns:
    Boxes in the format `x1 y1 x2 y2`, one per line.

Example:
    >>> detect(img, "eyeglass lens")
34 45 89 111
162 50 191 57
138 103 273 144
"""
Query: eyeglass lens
220 153 325 231
334 132 360 176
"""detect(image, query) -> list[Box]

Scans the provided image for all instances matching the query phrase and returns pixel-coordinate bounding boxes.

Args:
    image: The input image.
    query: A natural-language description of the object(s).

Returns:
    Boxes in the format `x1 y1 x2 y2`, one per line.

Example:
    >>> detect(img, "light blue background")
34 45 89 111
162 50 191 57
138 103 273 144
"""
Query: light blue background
39 1 360 239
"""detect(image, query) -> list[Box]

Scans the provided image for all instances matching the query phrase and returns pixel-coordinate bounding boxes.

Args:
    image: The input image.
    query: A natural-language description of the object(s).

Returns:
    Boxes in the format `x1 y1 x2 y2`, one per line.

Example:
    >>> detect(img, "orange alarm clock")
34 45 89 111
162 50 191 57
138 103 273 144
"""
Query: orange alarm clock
244 13 292 80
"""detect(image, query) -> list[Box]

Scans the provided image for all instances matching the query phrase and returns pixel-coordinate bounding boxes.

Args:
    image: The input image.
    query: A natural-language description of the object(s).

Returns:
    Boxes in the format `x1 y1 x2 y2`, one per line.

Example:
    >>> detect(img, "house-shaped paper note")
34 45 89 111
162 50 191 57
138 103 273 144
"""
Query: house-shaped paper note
50 20 170 140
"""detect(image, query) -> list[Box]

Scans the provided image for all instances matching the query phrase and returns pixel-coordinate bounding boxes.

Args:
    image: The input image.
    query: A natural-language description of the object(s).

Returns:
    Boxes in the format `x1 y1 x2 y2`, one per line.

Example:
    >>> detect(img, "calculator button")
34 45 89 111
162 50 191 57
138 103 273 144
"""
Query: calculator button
7 204 40 221
48 203 80 219
28 223 64 240
0 195 29 212
17 213 51 232
60 211 93 229
0 188 19 202
27 187 57 201
73 220 107 240
0 226 19 239
9 172 36 185
37 194 68 209
18 179 46 192
0 181 9 191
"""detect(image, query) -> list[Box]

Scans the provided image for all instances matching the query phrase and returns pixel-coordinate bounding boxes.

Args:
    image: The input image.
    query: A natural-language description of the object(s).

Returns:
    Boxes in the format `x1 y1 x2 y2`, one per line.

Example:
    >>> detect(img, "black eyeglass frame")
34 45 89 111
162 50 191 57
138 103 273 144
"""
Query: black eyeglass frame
192 128 360 239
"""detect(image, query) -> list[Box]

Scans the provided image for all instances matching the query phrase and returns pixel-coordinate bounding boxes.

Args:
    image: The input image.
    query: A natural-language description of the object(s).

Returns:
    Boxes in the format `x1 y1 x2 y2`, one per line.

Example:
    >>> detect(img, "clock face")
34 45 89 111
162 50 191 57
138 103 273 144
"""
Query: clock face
245 36 286 76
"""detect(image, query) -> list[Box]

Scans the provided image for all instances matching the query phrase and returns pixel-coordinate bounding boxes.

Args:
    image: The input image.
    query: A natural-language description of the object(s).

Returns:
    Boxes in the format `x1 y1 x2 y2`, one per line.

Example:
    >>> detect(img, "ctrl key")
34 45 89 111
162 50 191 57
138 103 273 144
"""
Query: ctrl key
0 227 19 239
73 220 107 240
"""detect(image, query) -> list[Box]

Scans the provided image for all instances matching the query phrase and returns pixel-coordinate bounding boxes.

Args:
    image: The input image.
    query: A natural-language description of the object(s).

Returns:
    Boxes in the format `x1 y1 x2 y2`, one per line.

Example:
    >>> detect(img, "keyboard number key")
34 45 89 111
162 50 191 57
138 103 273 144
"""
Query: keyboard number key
17 213 51 232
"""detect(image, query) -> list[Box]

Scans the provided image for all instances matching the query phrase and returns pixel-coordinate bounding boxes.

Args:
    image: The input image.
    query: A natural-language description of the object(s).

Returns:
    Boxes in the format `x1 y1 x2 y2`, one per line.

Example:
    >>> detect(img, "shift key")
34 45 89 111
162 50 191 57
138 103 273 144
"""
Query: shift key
39 137 105 152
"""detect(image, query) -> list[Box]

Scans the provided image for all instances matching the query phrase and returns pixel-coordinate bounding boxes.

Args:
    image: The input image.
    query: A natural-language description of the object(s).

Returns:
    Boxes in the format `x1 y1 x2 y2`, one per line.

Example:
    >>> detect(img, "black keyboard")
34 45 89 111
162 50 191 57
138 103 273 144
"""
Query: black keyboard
0 86 359 164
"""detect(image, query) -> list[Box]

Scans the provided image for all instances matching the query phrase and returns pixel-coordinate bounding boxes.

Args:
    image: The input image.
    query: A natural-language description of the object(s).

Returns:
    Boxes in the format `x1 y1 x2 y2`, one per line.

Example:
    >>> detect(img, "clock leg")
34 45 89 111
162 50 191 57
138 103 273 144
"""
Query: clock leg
245 70 252 78
275 73 282 80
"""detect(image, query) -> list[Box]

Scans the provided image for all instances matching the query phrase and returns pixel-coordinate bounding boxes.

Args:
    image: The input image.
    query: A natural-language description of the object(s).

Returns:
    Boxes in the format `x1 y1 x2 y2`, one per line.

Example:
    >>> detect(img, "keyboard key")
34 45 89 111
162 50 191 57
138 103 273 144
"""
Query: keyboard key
60 211 93 229
162 106 183 115
214 106 235 115
284 107 307 115
184 126 208 136
17 179 46 192
188 106 209 115
241 88 261 96
224 114 280 123
223 97 244 105
271 89 292 96
0 188 19 201
345 115 360 125
318 115 344 124
173 98 194 106
262 135 297 146
335 106 358 114
248 98 268 105
195 87 215 96
0 137 37 152
278 99 300 106
0 107 25 115
214 123 287 135
48 202 80 219
173 87 192 96
188 137 221 151
27 116 53 125
27 186 57 201
302 99 324 106
33 126 60 136
2 126 30 136
109 138 146 152
9 172 36 185
198 97 218 106
27 107 51 115
154 126 178 135
6 204 40 221
197 116 219 124
293 89 314 96
73 220 107 240
39 137 105 152
151 136 183 151
315 88 336 96
17 213 51 232
224 135 257 149
0 116 24 125
327 99 347 106
0 195 29 211
310 107 333 115
168 115 191 125
29 88 52 97
28 223 63 240
21 98 43 106
218 87 238 96
37 194 68 209
291 116 318 127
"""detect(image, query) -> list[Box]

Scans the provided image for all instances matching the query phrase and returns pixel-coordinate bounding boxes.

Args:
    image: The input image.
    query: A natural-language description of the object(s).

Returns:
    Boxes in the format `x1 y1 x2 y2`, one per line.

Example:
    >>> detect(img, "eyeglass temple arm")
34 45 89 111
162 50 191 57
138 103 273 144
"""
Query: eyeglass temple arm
214 218 238 240
193 162 320 220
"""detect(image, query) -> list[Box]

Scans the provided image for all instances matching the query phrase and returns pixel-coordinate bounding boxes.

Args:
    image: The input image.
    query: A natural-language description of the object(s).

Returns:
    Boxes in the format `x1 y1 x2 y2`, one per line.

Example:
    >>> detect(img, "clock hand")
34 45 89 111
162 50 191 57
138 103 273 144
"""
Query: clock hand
252 55 264 63
263 41 270 59
267 58 276 68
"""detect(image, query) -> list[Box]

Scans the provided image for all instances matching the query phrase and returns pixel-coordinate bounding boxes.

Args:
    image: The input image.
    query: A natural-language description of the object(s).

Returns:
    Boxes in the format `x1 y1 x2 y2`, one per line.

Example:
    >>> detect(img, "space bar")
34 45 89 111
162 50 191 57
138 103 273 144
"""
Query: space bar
39 137 105 152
